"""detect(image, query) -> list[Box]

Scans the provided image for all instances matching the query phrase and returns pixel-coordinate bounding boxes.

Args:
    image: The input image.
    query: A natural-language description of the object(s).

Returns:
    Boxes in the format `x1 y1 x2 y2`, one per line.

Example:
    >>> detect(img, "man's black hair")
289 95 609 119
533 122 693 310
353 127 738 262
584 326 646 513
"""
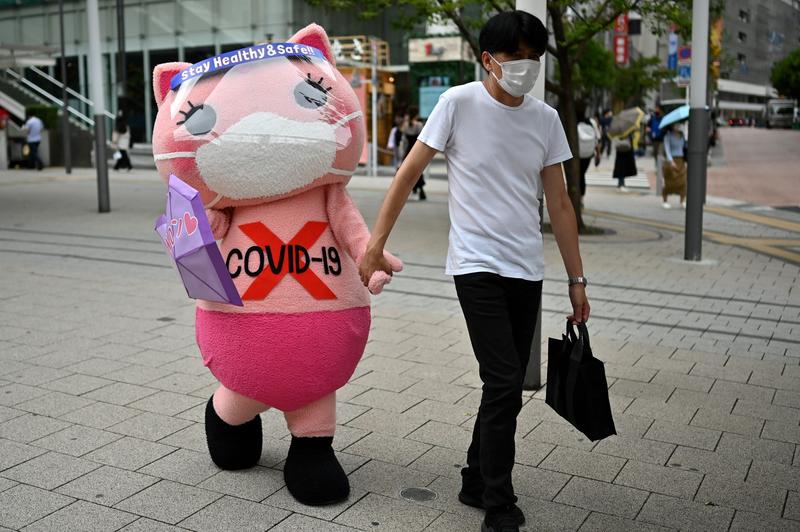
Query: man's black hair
479 10 548 57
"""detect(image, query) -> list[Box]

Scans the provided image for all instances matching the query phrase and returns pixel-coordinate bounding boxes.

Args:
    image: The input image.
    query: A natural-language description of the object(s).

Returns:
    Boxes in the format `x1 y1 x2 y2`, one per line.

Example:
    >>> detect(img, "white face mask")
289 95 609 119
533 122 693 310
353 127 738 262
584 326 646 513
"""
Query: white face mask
489 54 541 97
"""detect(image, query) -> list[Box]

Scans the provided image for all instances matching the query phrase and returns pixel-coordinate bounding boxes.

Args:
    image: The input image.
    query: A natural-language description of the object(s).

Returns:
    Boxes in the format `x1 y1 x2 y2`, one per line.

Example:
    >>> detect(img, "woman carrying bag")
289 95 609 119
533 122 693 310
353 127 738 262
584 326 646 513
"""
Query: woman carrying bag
612 134 637 191
662 124 687 209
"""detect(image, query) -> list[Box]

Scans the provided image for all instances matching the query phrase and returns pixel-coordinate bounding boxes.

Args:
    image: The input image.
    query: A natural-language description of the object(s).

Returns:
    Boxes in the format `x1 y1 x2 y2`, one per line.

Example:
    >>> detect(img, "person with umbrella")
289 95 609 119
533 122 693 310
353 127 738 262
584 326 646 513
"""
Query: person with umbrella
609 107 644 191
661 123 687 209
658 105 691 208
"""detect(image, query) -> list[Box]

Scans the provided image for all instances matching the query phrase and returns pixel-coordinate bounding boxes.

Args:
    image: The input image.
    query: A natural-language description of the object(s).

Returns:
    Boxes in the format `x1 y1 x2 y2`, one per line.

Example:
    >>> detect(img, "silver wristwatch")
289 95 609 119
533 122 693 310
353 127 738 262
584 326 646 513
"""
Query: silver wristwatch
568 276 588 287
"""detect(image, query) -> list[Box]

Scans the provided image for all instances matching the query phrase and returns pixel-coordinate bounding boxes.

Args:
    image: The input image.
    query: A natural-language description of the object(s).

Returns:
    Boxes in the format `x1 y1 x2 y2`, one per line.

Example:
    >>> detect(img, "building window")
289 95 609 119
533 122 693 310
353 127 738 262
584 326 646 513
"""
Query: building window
739 9 750 23
628 19 641 36
738 31 747 43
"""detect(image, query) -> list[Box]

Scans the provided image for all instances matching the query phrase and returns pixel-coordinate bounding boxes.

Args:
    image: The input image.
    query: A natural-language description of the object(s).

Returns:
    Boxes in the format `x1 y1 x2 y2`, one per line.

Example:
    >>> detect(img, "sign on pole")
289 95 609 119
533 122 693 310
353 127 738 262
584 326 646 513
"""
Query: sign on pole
614 13 629 65
678 45 692 64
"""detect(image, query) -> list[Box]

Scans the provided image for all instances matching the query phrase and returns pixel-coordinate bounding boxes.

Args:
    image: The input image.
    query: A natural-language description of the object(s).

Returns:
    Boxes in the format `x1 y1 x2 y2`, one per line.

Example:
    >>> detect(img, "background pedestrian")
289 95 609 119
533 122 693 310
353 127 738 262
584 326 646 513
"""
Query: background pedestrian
401 106 426 200
112 113 133 171
576 104 599 204
612 133 637 191
662 123 687 208
648 105 665 196
23 112 44 171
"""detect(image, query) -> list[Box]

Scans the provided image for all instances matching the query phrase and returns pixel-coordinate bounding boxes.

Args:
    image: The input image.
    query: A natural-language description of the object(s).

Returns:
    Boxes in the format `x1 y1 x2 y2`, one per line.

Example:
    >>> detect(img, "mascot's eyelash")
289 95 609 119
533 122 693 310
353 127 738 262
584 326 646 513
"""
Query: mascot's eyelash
305 74 332 94
176 100 204 126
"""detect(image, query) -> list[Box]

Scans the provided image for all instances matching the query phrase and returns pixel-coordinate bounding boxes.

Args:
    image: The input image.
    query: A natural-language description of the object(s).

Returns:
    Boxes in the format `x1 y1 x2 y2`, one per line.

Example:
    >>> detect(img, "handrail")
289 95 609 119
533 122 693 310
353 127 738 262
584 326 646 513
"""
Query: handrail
5 70 95 127
28 65 116 121
8 67 115 121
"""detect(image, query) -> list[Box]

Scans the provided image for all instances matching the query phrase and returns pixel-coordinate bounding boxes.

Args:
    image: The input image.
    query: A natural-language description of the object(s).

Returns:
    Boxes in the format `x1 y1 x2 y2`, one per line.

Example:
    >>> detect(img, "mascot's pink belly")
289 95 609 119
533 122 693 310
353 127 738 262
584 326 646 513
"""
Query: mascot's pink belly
196 306 370 411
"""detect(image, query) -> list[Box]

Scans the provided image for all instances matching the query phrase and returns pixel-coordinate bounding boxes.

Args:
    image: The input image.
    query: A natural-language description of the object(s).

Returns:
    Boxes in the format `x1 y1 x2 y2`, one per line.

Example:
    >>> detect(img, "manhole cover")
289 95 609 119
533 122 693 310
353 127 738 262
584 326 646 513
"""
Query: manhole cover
400 487 437 502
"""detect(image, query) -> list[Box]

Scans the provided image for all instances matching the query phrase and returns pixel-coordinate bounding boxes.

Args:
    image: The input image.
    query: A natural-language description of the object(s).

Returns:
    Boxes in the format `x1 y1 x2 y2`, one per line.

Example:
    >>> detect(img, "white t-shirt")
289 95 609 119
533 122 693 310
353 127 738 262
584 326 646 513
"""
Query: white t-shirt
24 116 43 143
418 81 572 281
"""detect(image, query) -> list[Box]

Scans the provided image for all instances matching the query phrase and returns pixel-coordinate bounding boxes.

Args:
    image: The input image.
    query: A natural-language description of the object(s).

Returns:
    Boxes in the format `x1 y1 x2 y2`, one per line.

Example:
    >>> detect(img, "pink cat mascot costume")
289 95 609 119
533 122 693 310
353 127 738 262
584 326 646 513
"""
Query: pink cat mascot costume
152 24 401 505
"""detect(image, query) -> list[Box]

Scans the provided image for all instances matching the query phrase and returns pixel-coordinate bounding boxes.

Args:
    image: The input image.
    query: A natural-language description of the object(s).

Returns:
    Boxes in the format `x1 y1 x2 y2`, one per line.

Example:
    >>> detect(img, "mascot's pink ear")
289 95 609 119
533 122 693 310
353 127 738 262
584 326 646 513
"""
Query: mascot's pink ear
153 62 190 106
290 23 336 66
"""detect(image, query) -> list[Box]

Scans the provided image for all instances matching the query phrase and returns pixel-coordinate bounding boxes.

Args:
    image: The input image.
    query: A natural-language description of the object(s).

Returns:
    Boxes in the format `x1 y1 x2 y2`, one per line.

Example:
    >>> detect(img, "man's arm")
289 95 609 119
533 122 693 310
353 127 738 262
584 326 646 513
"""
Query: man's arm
541 162 590 323
358 140 438 285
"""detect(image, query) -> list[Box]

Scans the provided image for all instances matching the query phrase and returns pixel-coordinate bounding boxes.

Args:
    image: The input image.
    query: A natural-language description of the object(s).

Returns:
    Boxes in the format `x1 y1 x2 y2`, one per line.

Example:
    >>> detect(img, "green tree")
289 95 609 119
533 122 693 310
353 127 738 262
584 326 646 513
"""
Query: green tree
572 39 615 107
612 56 670 108
309 0 698 229
771 48 800 100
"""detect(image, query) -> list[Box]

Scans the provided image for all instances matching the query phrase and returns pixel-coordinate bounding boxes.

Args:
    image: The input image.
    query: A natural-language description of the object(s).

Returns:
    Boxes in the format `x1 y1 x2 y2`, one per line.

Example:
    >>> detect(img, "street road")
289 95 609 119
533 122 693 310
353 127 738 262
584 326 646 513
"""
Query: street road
708 127 800 208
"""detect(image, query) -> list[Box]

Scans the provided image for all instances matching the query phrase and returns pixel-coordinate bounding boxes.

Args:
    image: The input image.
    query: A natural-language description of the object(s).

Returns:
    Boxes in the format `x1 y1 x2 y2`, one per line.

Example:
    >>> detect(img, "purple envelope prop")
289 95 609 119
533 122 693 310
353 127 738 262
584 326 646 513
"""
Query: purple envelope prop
155 174 243 306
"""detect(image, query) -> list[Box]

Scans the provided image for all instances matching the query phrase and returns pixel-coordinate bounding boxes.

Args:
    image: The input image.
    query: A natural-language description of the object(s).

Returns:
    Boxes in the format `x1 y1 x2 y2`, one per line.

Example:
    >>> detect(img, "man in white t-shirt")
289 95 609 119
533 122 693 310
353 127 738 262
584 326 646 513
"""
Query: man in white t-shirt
359 11 589 532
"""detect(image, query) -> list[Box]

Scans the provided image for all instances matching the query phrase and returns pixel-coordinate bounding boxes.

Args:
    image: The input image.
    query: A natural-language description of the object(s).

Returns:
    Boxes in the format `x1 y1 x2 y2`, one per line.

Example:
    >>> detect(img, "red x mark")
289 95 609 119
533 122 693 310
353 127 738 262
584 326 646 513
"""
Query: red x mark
238 221 336 301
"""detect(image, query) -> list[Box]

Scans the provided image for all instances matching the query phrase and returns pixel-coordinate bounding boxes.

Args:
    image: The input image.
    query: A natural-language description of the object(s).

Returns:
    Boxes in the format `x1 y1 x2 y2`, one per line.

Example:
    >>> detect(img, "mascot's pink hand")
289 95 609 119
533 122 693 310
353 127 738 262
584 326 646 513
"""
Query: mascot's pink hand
365 251 403 295
383 250 403 273
205 208 231 240
368 271 392 295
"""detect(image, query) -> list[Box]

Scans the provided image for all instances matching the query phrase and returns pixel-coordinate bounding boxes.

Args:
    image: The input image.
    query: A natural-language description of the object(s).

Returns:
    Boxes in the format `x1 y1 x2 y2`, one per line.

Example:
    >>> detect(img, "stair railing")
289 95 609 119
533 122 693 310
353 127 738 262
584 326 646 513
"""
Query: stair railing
27 66 115 122
5 69 97 128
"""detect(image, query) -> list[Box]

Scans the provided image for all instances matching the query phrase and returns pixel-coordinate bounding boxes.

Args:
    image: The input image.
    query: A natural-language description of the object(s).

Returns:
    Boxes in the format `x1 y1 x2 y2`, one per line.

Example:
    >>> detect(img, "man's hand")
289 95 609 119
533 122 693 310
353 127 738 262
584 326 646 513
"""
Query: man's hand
670 160 677 169
358 246 392 287
568 284 590 323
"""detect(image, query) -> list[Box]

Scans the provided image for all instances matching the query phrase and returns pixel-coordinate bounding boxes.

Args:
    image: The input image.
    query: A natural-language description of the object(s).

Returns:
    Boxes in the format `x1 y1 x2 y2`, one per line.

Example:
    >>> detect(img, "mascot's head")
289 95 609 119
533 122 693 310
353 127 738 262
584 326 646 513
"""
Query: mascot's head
152 24 365 208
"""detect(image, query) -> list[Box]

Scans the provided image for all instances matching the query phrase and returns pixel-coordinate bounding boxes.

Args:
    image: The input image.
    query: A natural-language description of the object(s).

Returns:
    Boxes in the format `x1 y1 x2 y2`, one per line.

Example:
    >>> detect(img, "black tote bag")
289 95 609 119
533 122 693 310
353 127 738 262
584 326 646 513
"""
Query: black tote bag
545 321 616 442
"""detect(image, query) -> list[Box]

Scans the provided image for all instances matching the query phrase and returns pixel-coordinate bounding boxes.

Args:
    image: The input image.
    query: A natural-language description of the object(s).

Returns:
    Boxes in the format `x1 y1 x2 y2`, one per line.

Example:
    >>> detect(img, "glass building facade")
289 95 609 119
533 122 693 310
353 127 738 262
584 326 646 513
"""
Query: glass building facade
0 0 411 142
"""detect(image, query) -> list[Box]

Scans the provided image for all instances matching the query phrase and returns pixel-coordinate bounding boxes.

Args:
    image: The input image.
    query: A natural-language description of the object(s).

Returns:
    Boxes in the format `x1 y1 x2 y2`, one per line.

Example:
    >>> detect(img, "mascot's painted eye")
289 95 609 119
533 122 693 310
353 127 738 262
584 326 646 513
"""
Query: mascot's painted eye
294 74 332 109
176 101 217 135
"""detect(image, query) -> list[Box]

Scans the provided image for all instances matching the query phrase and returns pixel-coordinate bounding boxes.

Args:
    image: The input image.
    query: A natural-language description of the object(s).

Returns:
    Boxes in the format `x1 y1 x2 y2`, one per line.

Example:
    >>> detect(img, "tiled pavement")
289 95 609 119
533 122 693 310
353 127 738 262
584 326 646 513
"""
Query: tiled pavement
0 168 798 531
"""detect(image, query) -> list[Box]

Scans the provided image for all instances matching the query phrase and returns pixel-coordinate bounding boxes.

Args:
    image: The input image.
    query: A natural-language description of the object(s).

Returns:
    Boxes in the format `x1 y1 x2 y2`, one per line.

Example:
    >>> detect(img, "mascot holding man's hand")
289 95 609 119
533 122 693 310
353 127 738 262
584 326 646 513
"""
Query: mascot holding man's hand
152 23 402 505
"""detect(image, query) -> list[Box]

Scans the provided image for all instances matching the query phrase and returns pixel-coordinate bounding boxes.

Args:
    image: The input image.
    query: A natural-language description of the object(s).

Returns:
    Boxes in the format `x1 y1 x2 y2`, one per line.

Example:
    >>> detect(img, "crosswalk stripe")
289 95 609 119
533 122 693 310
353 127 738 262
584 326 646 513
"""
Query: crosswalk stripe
586 172 650 189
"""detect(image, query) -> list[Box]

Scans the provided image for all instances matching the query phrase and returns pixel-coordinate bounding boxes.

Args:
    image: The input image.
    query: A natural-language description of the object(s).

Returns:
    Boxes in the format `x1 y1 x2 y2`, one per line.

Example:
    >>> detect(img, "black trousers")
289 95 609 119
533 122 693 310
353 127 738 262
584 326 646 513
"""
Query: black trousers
601 134 611 156
454 272 543 511
114 149 132 170
28 141 43 170
579 157 591 197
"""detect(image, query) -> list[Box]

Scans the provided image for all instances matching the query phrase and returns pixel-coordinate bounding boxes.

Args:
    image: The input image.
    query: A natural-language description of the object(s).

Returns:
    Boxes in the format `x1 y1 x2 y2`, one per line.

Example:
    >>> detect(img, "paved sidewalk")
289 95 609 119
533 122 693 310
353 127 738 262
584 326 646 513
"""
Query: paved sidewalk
0 168 798 531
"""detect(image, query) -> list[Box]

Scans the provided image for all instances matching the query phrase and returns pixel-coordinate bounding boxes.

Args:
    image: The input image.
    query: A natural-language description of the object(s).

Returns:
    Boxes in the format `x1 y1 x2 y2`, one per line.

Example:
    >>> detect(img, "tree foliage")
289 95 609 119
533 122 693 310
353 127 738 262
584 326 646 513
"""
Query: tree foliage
770 48 800 101
612 56 670 108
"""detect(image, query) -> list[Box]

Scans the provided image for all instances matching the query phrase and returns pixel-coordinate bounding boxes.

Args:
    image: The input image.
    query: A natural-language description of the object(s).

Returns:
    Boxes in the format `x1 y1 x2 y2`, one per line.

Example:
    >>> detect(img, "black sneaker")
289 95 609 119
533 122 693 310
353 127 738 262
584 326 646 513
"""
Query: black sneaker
481 508 520 532
458 491 525 525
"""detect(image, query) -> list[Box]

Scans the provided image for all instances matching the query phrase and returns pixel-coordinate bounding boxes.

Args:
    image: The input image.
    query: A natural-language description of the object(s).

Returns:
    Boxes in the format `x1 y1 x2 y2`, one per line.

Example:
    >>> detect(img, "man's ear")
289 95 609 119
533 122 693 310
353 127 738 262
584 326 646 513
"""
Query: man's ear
481 51 492 72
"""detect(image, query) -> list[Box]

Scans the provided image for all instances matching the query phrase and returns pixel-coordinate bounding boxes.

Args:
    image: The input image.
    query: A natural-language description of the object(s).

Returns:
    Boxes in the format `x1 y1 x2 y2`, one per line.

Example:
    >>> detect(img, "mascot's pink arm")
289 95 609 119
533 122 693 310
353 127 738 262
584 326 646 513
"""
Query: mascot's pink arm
325 184 402 294
324 184 370 261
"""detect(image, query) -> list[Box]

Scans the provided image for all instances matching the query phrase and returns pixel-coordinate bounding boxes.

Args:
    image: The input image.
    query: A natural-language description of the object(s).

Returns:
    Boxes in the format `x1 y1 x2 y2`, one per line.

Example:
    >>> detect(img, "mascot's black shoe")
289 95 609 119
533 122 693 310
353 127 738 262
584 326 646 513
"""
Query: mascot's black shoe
204 396 262 470
284 436 349 506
